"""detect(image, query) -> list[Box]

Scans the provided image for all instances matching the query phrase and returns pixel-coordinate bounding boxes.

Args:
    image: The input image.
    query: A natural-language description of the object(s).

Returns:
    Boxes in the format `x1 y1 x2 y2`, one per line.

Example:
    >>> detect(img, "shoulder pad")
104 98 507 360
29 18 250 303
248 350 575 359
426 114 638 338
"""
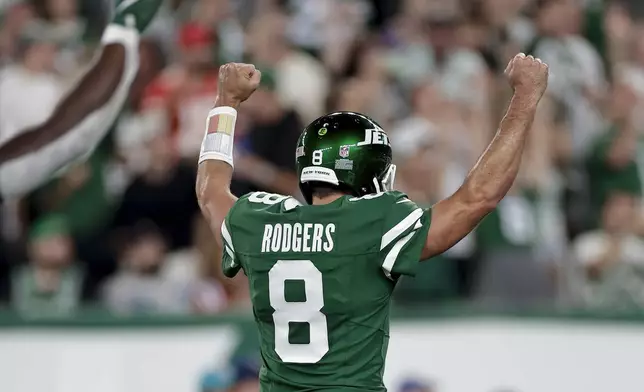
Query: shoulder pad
347 190 408 204
237 191 301 212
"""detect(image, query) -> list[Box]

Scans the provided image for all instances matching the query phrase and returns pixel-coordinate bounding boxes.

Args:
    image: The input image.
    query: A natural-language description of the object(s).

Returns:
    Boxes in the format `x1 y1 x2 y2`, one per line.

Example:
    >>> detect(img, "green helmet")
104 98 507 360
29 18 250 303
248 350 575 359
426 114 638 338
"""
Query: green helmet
295 111 396 204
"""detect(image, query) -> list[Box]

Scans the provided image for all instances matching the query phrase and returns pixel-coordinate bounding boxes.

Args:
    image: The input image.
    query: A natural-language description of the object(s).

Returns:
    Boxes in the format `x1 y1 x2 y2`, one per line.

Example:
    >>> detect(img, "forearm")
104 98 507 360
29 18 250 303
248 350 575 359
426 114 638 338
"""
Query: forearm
0 26 140 198
195 97 240 238
196 161 237 224
460 94 538 206
0 79 130 197
0 24 139 164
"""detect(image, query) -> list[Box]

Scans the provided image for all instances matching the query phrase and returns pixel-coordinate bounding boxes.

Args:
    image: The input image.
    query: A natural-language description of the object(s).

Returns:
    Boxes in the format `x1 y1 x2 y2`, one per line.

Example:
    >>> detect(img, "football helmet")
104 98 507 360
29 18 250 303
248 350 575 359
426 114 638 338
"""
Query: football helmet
295 111 395 204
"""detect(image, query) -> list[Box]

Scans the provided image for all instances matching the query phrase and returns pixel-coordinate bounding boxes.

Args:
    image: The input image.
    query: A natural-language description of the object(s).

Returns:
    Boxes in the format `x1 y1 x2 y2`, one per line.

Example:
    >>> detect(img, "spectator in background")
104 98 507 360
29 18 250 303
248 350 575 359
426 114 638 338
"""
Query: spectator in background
103 221 188 315
246 11 329 123
11 215 84 318
287 0 370 77
474 105 563 305
334 41 406 127
114 39 168 171
114 131 199 250
231 70 302 198
164 217 230 314
474 181 556 305
386 0 490 109
141 22 219 159
465 0 536 73
0 28 67 294
190 0 245 64
390 81 443 204
29 0 85 75
0 27 63 143
528 0 606 160
425 13 490 111
0 2 36 62
586 83 641 229
27 149 117 300
621 23 644 128
390 81 460 302
572 191 644 308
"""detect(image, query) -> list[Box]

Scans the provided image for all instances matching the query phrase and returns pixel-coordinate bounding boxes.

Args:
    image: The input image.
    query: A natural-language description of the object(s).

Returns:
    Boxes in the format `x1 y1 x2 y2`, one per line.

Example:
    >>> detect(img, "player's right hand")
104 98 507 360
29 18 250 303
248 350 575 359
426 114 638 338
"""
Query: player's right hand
504 53 549 104
217 63 262 106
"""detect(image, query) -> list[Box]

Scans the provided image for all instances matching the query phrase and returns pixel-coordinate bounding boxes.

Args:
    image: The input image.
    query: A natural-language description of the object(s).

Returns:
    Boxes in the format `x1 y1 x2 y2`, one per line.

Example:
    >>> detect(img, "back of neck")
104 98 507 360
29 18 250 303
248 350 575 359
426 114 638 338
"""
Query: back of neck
311 193 345 206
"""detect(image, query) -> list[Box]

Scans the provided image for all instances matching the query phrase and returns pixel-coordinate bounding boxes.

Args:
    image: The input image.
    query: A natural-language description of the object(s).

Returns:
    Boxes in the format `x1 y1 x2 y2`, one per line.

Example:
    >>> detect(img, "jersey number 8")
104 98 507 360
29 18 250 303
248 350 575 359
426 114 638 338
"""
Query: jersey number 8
268 260 329 363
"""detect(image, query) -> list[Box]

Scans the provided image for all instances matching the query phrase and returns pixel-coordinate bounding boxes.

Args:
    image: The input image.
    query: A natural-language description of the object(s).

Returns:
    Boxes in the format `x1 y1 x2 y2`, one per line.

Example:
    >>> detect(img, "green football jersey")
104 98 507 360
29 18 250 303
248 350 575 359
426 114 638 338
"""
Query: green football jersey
221 190 431 392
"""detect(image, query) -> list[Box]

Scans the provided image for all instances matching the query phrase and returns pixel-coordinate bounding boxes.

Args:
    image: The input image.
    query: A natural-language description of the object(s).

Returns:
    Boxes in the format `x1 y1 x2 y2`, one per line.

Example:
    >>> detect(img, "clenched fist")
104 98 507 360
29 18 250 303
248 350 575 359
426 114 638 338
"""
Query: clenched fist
217 63 262 107
505 53 549 104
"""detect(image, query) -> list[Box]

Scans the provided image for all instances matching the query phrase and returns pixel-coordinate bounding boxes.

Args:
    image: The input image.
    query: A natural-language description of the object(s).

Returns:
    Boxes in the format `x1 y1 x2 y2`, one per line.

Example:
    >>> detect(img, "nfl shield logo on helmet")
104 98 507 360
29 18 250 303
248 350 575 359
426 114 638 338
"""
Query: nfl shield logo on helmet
339 145 350 158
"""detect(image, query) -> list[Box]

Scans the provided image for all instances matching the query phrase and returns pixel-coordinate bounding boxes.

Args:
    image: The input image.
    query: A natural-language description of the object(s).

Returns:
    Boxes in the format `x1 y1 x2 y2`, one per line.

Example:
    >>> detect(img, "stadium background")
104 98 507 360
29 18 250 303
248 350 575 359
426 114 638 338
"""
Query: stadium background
2 0 644 391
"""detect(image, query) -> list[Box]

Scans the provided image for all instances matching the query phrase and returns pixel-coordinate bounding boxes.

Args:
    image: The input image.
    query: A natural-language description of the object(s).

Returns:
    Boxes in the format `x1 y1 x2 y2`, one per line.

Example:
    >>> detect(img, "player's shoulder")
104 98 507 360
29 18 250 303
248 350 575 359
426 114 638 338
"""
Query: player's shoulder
345 191 424 229
231 191 301 217
356 191 426 235
346 190 416 208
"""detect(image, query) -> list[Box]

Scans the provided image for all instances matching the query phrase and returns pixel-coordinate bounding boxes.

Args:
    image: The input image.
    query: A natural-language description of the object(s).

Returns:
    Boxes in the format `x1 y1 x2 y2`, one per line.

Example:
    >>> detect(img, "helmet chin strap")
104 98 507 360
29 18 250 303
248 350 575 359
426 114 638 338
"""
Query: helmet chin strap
381 164 396 191
373 164 397 193
372 177 382 193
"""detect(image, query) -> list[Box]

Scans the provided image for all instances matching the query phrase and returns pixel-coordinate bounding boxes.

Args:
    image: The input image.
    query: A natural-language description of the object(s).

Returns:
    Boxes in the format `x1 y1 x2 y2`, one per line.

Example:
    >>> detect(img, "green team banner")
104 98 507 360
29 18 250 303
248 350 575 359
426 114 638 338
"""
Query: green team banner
1 307 644 392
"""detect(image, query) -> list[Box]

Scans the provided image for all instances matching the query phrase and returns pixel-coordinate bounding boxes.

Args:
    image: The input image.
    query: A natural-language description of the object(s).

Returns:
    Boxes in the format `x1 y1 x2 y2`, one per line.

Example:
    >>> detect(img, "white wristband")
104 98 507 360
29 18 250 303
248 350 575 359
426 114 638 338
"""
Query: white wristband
199 106 237 168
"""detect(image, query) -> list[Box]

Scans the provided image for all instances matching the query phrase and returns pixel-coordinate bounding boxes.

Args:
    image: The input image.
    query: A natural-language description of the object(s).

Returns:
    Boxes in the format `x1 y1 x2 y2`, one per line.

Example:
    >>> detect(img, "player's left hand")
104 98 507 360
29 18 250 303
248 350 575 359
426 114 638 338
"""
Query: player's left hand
217 63 262 106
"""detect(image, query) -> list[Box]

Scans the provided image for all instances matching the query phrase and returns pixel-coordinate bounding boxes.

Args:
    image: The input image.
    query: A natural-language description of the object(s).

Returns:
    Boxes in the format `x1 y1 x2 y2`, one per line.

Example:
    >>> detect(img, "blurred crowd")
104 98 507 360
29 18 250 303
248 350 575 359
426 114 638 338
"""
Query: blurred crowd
1 0 644 319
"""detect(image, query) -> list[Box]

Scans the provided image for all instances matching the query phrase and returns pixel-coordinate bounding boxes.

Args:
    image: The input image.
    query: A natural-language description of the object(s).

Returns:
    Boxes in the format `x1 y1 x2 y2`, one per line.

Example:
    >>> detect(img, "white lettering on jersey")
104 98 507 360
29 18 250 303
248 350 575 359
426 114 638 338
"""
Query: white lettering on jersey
303 223 313 252
260 223 336 253
349 192 385 202
293 223 303 251
356 127 390 147
323 224 335 252
271 224 283 252
262 224 273 253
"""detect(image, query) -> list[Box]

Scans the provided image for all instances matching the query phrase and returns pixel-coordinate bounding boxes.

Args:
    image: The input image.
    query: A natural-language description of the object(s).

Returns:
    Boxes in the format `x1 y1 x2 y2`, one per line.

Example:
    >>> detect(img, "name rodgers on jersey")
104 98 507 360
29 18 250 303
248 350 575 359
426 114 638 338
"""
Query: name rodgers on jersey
261 223 336 253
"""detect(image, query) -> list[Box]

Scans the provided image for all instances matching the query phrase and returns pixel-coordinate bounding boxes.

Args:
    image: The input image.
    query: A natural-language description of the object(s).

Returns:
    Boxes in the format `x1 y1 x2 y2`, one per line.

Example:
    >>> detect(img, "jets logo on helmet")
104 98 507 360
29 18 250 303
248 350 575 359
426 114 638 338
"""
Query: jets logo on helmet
295 111 395 204
357 127 390 146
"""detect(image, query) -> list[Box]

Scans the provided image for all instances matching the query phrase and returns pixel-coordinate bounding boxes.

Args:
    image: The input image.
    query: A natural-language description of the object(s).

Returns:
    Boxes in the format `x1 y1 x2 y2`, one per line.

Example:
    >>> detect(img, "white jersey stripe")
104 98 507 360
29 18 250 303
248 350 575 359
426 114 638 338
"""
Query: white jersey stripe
380 208 423 250
382 230 417 279
396 198 413 204
221 219 234 251
224 245 236 265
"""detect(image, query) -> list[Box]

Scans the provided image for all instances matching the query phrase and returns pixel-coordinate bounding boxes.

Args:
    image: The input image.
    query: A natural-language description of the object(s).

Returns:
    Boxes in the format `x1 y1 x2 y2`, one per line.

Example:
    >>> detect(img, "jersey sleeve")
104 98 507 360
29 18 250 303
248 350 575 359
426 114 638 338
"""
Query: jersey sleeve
221 205 242 278
379 192 431 279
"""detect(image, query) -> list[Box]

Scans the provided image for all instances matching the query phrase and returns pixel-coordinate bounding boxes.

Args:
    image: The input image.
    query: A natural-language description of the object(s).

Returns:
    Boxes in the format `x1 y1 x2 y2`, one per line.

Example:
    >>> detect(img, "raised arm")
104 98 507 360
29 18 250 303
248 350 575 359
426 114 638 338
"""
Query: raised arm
0 0 163 198
421 53 549 260
196 63 260 245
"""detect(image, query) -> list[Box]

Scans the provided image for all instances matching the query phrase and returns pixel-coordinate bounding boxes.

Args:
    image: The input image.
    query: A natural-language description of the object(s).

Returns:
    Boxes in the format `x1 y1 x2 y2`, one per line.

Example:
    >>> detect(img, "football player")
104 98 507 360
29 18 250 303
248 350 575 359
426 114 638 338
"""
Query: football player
196 53 548 391
0 0 162 199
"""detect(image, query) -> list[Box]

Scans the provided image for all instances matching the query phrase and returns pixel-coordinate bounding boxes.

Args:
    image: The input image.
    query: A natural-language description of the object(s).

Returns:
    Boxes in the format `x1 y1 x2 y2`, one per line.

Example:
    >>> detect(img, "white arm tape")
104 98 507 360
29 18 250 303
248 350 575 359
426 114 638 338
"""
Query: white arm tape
199 106 237 168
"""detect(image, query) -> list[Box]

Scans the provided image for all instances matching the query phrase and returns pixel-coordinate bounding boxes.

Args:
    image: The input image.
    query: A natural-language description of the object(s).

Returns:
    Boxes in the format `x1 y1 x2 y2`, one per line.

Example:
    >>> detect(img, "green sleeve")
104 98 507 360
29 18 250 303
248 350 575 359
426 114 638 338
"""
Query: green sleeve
221 203 242 278
379 192 432 279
